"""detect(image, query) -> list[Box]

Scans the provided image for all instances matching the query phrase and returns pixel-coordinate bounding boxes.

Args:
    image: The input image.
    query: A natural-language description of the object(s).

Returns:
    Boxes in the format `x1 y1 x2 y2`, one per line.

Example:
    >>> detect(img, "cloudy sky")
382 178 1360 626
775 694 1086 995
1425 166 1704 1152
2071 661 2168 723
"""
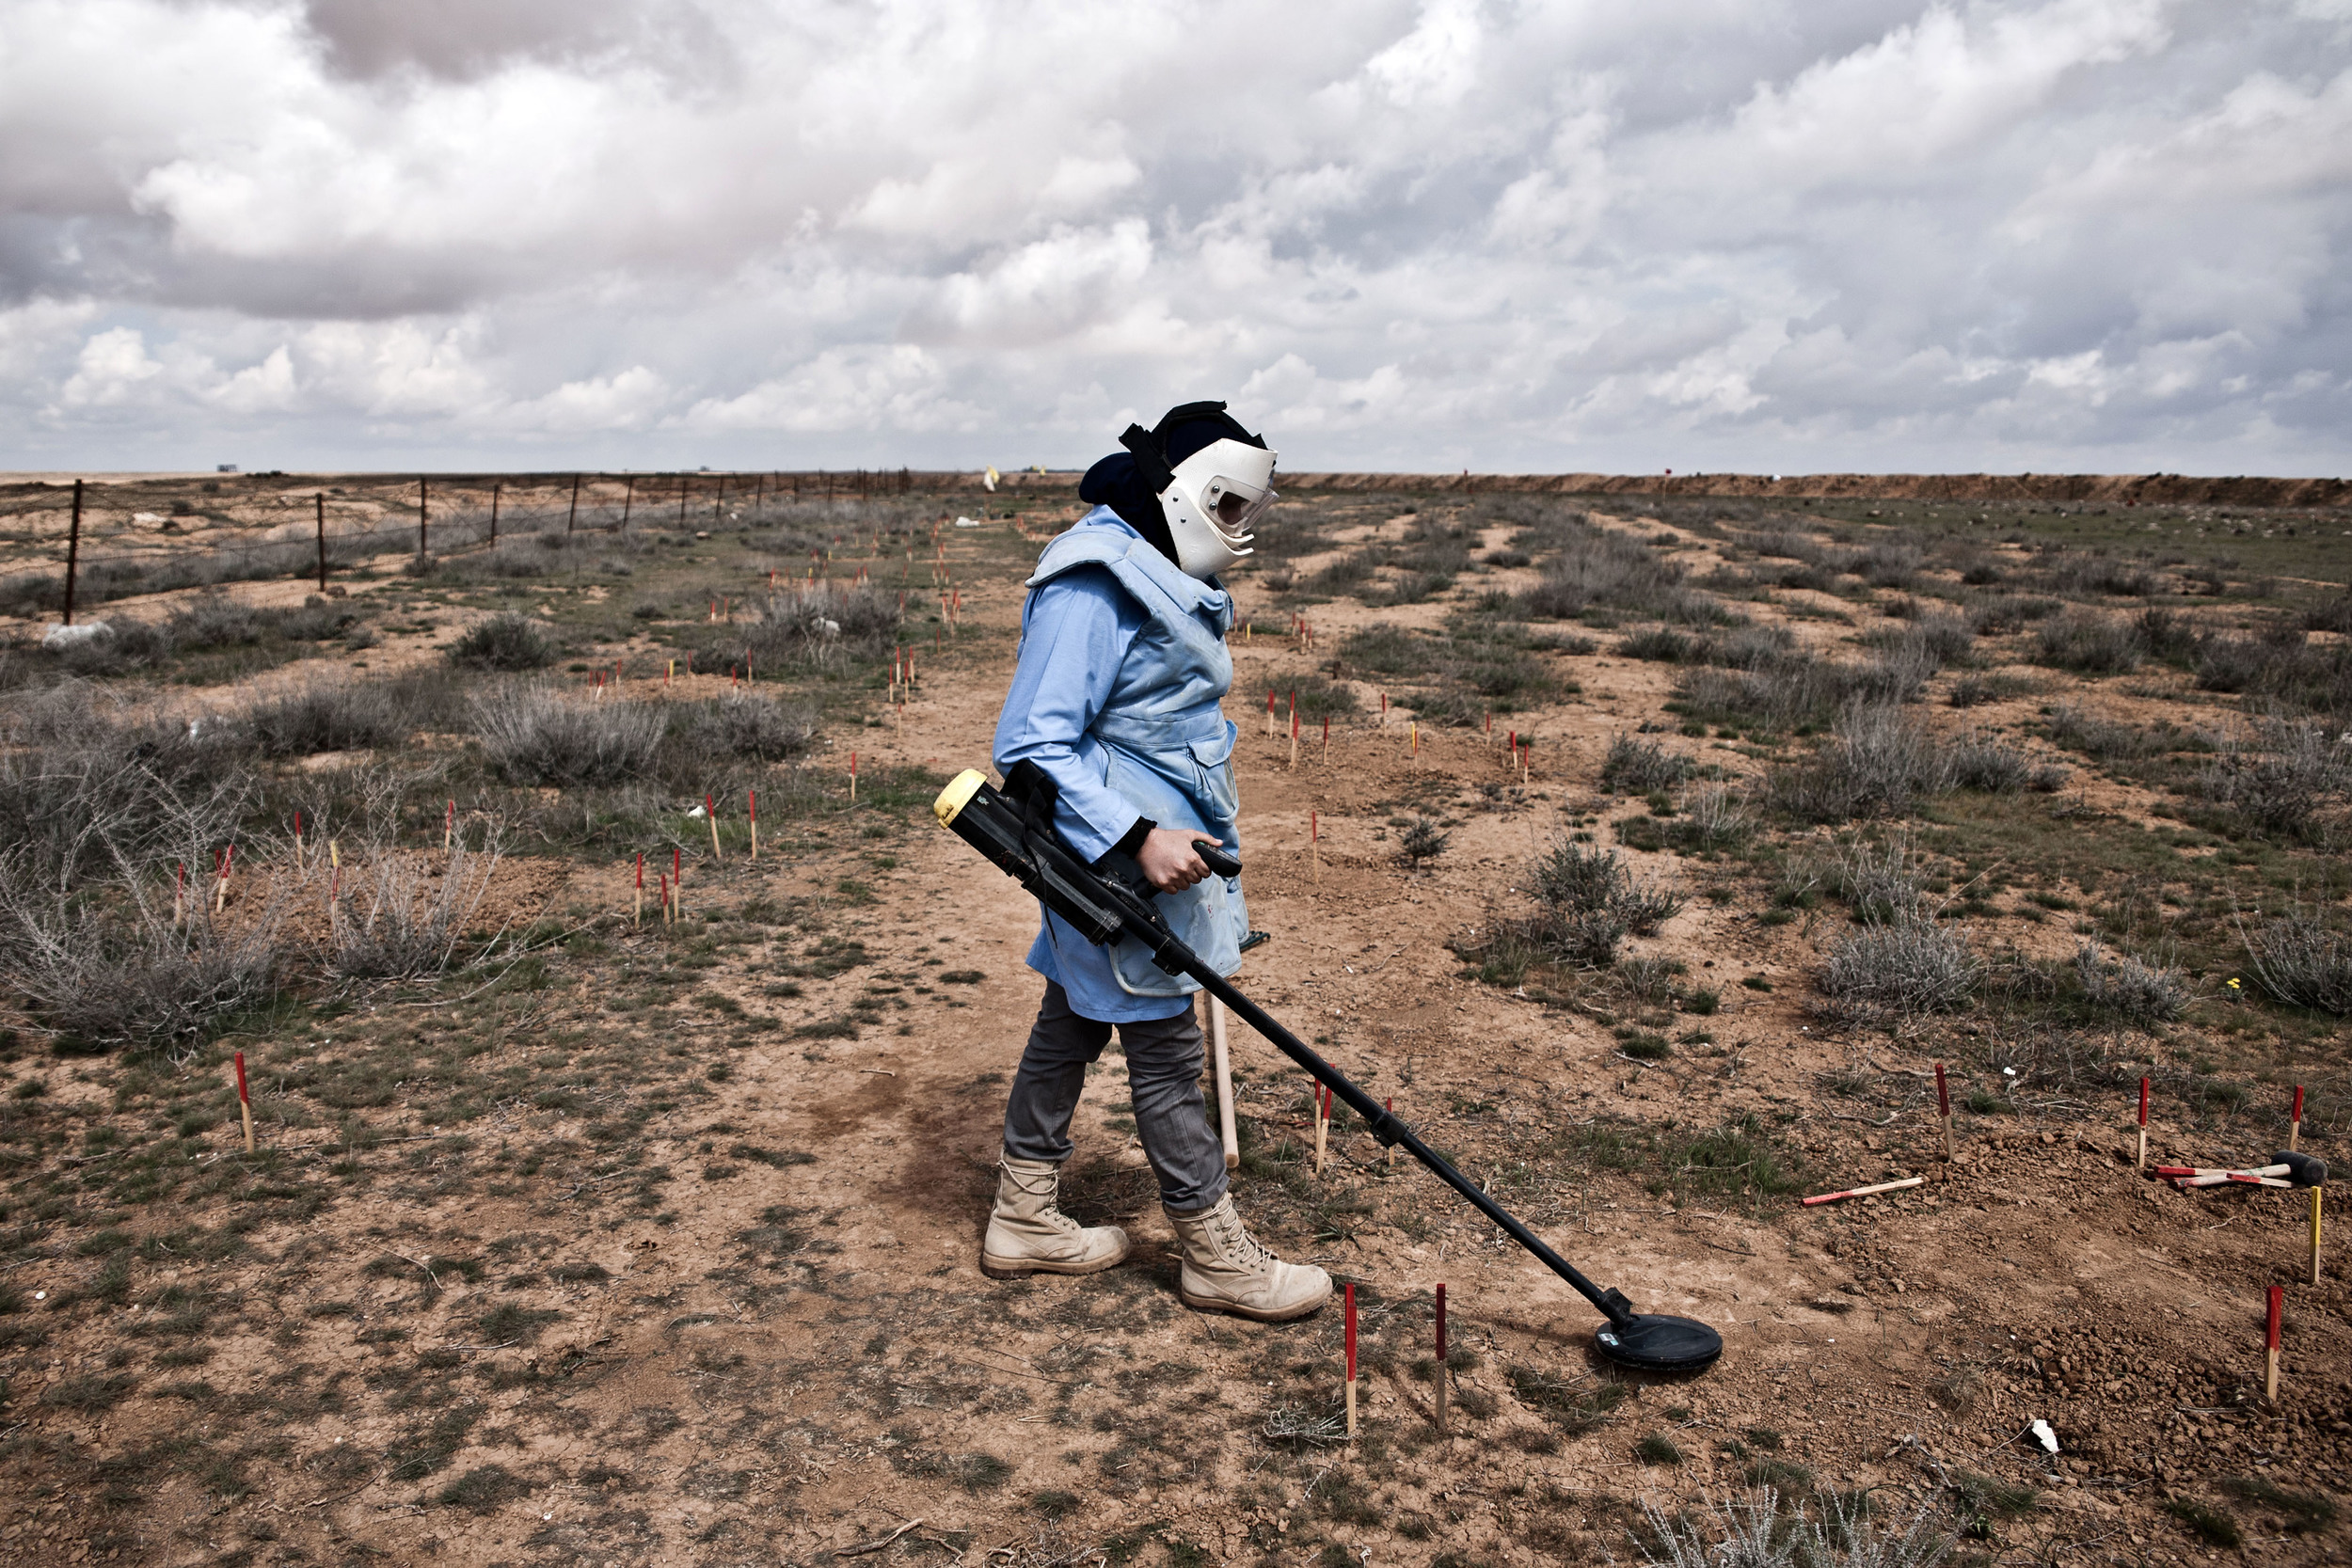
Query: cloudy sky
3 0 2349 475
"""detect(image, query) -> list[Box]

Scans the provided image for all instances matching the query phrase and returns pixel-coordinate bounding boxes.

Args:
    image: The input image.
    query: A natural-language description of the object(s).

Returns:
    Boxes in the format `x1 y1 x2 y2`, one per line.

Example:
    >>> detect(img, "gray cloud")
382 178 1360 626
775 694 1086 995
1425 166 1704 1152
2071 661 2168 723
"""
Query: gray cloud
0 0 2346 473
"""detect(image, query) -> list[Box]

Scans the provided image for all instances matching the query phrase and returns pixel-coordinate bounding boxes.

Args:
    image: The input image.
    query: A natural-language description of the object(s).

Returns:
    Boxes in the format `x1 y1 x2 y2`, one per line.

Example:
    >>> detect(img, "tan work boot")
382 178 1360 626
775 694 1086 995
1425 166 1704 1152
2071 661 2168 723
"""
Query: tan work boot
981 1155 1130 1278
1165 1196 1331 1322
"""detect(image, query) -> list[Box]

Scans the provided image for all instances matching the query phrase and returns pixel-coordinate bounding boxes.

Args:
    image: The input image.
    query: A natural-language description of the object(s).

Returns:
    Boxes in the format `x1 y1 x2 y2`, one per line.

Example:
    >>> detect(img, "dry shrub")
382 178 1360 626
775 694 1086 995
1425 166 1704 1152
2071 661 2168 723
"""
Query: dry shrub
1820 918 1978 1015
1946 733 2035 793
1602 735 1693 793
2238 905 2352 1016
742 584 901 666
1768 702 1954 822
1834 833 1927 926
0 861 286 1057
2198 721 2351 840
247 683 408 757
1519 841 1681 966
450 612 556 672
2034 611 2144 673
1516 514 1725 626
691 692 818 762
0 686 256 889
2073 940 2190 1025
327 839 505 980
470 688 665 787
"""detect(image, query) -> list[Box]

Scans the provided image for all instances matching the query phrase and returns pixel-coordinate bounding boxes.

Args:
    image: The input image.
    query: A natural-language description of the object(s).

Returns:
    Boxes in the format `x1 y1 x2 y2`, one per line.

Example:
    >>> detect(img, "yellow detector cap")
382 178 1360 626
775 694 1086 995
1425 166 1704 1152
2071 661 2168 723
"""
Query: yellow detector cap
934 768 987 828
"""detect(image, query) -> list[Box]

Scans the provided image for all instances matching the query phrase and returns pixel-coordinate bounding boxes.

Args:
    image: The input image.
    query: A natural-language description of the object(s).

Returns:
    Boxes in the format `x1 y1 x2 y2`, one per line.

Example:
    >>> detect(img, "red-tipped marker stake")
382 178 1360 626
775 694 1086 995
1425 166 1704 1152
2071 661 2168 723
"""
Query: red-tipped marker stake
233 1051 254 1153
1935 1061 1952 1160
1310 810 1320 884
1344 1283 1359 1437
635 852 644 927
1434 1284 1449 1433
2290 1085 2305 1152
2266 1284 2283 1402
293 809 304 869
445 798 455 851
1803 1175 1926 1206
2137 1075 2151 1170
749 789 759 862
1266 690 1276 737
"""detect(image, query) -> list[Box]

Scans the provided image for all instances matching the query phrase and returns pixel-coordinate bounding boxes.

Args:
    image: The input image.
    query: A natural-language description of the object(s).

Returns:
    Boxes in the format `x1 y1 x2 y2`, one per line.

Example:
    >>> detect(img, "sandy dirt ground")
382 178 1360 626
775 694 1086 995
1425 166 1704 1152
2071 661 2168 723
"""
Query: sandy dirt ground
3 499 2344 1568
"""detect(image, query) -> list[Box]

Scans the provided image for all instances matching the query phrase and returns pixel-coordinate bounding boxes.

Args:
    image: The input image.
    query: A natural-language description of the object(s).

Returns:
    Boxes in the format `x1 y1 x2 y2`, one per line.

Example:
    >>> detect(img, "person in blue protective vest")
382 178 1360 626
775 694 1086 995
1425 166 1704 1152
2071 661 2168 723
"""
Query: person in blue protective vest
981 401 1330 1322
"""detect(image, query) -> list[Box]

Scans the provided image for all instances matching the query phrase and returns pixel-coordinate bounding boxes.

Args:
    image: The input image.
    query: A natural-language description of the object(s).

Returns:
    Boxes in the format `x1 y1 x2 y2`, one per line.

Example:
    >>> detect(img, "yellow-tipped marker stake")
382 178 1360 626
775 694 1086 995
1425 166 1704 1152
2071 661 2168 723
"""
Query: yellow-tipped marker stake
2313 1189 2326 1286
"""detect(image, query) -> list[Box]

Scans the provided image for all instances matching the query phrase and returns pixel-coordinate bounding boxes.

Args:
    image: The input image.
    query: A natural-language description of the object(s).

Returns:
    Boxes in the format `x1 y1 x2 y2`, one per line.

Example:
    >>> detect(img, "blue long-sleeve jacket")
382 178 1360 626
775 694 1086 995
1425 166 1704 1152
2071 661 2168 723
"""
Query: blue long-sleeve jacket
993 509 1248 1022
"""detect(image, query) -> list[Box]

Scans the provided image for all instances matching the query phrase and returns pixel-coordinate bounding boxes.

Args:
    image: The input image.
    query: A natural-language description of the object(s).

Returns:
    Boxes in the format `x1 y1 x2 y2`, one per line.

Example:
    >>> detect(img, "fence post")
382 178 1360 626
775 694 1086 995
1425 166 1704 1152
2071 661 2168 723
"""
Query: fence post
418 476 428 556
315 492 327 591
489 482 501 544
677 473 690 525
568 473 580 535
62 478 83 626
753 471 764 515
714 472 724 523
622 475 634 527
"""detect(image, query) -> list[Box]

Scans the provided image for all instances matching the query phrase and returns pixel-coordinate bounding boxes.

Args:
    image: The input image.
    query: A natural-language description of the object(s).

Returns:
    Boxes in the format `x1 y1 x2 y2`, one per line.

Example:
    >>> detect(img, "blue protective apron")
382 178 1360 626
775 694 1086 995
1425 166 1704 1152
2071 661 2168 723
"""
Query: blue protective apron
1025 511 1248 1002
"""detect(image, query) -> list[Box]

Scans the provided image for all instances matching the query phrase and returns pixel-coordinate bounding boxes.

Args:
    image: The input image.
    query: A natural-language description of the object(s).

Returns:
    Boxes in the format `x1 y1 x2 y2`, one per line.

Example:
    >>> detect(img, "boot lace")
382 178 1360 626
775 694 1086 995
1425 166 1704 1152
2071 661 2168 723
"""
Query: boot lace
1211 1206 1277 1270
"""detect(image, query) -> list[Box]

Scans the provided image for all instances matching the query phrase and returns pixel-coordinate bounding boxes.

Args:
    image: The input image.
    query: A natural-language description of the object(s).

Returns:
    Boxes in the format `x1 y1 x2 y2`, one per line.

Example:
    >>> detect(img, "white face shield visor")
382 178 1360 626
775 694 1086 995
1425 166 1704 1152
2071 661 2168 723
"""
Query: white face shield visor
1156 437 1279 580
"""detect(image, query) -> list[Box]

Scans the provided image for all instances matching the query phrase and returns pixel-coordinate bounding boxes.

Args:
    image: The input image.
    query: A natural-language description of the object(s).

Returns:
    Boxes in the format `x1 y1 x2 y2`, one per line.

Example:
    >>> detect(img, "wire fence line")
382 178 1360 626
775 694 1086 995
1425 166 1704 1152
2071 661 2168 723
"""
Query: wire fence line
1 468 947 623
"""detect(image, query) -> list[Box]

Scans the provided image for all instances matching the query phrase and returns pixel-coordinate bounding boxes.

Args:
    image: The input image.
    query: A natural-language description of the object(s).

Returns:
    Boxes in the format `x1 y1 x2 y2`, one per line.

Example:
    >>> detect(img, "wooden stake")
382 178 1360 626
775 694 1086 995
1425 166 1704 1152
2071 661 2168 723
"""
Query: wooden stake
2265 1284 2282 1402
2289 1085 2303 1152
1344 1282 1358 1438
2137 1075 2150 1171
1803 1175 1926 1206
215 844 232 913
234 1051 254 1154
850 752 858 802
1433 1284 1449 1434
707 793 723 862
1210 995 1238 1172
1934 1060 1952 1160
1313 1083 1328 1177
444 799 455 851
293 809 304 871
173 862 185 927
1311 811 1320 884
2312 1189 2325 1286
749 789 759 862
1265 691 1275 738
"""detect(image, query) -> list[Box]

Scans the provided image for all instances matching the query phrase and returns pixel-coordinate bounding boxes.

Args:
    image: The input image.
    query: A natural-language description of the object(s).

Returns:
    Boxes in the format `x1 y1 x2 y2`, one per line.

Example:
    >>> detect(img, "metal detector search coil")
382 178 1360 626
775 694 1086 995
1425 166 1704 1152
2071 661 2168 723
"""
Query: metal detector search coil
934 766 1724 1375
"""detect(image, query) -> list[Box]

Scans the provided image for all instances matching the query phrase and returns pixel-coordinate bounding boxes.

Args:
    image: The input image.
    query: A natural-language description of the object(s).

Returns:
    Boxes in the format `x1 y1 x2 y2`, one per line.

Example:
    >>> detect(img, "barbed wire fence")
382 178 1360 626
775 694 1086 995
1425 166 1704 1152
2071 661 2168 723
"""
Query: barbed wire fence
1 468 946 625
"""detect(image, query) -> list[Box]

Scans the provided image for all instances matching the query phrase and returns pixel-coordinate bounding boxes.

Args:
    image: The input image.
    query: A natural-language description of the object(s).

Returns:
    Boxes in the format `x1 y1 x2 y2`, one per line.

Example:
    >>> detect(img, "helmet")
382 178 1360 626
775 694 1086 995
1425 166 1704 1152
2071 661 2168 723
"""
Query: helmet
1118 402 1279 580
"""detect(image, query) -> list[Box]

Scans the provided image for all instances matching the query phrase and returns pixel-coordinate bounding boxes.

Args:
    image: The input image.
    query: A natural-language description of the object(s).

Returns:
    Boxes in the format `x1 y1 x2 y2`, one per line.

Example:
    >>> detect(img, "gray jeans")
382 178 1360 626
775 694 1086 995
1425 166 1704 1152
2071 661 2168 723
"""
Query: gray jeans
1002 981 1229 1214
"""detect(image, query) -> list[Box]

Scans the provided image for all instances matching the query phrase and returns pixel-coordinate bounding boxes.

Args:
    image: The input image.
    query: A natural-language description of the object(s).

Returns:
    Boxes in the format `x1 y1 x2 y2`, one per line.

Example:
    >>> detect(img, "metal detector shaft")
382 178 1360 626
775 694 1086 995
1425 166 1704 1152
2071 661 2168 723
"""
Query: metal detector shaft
1180 959 1634 1327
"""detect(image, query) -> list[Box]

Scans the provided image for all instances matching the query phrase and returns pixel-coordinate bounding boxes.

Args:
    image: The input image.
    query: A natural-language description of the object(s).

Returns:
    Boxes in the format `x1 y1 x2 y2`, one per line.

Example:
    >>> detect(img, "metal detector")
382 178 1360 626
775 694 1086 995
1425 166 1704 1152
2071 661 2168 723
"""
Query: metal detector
935 764 1724 1375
